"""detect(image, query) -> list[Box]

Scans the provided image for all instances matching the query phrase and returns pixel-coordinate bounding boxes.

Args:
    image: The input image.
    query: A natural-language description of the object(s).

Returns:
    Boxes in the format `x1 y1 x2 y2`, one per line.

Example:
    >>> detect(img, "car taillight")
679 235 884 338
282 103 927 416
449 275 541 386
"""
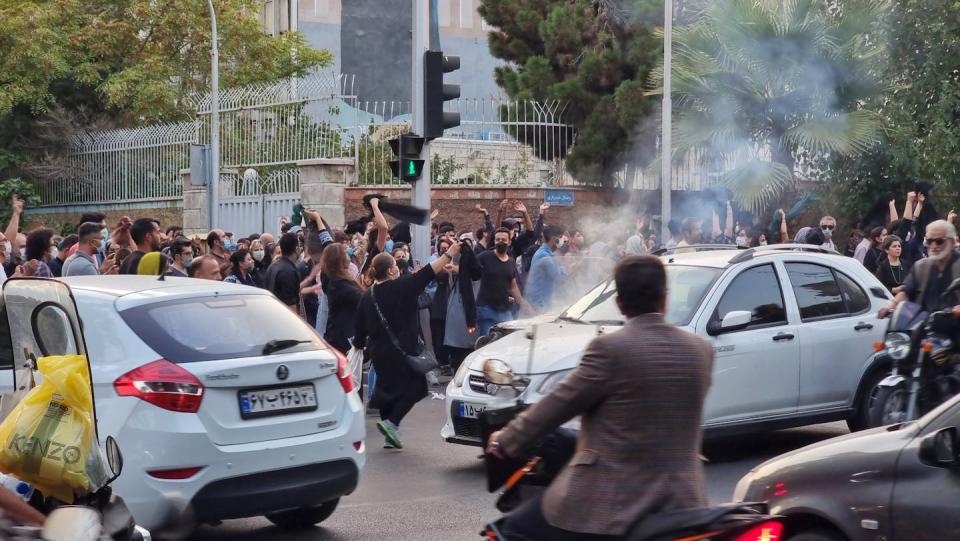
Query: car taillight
147 467 203 480
320 339 355 393
114 360 204 413
734 520 784 541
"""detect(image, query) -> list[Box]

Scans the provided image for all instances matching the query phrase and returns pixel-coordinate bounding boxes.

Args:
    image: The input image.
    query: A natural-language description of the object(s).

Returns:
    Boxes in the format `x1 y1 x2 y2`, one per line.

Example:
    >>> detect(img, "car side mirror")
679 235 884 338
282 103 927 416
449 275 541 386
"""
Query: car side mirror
707 310 752 336
105 435 124 481
919 427 959 468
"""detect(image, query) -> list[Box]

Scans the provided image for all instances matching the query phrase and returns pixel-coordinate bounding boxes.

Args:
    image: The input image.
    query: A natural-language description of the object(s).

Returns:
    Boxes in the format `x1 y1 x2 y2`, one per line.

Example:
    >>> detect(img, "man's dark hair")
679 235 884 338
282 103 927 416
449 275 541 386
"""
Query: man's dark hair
333 230 349 244
79 213 106 226
131 218 159 245
25 228 54 261
804 228 825 246
438 222 456 235
279 232 299 257
281 222 294 234
206 231 221 247
172 237 193 258
494 227 511 237
166 225 182 236
58 235 79 252
475 227 486 242
667 219 682 236
542 225 564 243
77 222 102 244
615 256 666 318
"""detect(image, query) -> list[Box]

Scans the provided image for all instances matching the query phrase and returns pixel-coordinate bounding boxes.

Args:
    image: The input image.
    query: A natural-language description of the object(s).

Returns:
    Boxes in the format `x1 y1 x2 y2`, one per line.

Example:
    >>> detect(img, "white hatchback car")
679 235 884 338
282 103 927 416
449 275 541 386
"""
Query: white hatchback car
0 276 365 533
443 245 892 445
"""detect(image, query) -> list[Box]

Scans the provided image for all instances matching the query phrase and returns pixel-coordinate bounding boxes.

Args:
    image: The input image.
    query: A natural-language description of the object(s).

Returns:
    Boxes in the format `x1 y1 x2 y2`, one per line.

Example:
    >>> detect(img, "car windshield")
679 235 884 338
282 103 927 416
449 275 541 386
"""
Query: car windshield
119 294 325 363
559 265 721 326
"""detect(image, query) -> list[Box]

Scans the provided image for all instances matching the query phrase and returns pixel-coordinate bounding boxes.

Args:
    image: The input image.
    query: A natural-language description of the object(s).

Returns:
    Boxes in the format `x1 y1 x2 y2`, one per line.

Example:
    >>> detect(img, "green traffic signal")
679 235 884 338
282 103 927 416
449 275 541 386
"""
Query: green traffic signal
407 160 417 176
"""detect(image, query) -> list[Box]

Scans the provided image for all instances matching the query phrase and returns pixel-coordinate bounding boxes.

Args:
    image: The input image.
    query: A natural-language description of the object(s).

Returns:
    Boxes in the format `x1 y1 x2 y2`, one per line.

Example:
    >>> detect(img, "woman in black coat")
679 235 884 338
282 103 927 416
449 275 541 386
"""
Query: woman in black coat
875 235 911 294
320 243 364 354
353 243 461 449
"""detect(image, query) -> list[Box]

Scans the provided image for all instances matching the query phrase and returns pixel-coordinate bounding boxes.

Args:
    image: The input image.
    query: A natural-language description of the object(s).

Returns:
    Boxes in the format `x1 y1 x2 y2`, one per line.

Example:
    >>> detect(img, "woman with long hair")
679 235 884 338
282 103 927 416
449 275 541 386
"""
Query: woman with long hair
320 243 364 354
21 228 55 277
353 243 461 449
223 249 257 287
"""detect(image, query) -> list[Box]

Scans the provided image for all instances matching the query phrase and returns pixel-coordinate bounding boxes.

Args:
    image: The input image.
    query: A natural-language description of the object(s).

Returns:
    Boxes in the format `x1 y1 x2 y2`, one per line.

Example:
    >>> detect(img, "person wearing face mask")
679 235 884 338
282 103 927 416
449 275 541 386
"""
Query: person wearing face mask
391 244 413 276
0 231 15 279
353 242 462 450
164 237 194 278
249 239 267 286
223 249 257 286
47 235 77 277
64 223 115 276
476 228 533 336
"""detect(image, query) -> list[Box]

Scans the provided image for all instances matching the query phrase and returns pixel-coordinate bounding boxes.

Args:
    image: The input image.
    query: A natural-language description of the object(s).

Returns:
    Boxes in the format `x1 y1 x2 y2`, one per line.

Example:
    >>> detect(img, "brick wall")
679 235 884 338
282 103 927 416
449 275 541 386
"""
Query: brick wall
345 186 660 238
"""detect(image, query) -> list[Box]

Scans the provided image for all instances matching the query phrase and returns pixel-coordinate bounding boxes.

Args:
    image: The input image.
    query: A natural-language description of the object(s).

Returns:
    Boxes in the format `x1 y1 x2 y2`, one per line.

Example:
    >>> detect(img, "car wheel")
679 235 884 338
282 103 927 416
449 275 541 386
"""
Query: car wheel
847 368 889 432
788 528 845 541
867 382 910 428
266 498 339 529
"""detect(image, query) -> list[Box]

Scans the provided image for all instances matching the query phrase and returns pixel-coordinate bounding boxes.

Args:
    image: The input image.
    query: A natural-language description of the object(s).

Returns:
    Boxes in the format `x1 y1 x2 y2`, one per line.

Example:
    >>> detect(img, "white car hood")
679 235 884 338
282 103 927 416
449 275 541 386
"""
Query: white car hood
466 321 616 375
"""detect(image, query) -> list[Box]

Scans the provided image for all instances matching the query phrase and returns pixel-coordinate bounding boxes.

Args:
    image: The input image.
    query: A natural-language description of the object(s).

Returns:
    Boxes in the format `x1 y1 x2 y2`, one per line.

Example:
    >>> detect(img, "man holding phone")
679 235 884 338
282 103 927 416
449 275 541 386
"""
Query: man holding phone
64 222 117 276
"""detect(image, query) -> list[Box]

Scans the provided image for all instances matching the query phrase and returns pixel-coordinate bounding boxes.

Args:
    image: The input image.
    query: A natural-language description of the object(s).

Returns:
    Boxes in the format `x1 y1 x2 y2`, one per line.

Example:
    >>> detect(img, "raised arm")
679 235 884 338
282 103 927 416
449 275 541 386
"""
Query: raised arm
4 194 22 246
514 201 534 232
495 199 508 232
370 198 388 252
724 201 734 239
903 191 917 221
889 195 899 223
779 209 789 243
711 209 721 239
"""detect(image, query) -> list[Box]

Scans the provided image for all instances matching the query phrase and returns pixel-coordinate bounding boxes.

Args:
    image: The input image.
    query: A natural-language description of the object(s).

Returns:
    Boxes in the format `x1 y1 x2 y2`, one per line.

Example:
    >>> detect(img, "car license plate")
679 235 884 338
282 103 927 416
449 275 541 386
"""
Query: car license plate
458 402 486 419
239 384 318 419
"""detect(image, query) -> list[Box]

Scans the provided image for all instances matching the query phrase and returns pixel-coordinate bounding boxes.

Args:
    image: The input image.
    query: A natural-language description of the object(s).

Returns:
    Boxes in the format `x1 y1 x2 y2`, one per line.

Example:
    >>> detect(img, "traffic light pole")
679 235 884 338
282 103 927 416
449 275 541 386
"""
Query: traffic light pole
411 0 431 265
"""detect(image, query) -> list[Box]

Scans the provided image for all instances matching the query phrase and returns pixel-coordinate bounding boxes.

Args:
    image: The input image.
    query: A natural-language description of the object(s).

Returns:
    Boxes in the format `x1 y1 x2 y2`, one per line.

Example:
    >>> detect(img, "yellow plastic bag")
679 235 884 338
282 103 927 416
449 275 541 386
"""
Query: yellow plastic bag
0 355 105 502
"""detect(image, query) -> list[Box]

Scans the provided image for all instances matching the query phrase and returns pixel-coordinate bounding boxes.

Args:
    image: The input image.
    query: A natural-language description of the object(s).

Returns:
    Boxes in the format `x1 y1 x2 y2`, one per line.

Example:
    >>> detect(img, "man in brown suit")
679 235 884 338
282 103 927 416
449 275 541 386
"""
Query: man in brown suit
487 255 714 540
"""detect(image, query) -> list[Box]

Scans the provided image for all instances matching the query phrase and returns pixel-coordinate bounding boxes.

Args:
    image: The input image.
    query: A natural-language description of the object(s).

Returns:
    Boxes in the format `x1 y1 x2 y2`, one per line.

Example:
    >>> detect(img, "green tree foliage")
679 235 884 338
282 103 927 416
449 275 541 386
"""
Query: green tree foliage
0 0 331 123
478 0 664 183
660 0 890 214
0 179 41 227
830 0 960 218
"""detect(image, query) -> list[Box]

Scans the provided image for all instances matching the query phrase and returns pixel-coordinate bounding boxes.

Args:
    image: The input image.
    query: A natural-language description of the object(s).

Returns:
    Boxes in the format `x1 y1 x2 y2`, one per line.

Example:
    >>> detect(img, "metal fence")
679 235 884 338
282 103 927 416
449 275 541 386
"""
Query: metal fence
353 99 577 186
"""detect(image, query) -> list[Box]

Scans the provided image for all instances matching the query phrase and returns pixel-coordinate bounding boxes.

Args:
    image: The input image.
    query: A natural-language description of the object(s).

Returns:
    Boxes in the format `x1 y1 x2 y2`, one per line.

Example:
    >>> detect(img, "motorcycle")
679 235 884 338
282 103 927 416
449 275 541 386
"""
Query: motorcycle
871 284 960 426
477 405 783 541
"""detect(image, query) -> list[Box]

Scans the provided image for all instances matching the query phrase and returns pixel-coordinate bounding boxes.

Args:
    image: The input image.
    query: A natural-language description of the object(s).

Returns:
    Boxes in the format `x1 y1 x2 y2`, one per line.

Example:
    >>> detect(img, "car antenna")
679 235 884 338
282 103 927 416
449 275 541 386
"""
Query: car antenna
519 324 538 407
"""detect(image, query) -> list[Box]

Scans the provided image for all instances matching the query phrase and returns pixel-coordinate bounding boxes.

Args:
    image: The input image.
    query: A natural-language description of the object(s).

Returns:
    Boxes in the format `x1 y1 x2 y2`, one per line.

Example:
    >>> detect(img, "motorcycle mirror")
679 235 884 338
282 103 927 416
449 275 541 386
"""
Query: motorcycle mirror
105 436 124 479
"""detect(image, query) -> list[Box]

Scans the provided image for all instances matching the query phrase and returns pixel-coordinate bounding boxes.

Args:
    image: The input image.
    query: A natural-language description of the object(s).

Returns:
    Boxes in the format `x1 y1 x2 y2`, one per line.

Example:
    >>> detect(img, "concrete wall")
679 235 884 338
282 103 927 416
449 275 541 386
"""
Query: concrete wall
23 202 184 234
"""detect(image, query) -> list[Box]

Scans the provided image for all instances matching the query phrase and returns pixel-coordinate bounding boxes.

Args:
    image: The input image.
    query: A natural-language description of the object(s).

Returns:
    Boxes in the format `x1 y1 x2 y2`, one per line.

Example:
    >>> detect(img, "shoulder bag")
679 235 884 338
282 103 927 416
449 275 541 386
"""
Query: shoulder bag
370 285 438 375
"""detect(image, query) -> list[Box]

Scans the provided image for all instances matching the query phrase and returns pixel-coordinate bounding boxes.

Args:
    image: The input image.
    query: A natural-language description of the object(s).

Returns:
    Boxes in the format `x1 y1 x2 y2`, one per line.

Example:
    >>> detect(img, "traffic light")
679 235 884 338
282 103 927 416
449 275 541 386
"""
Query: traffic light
389 133 426 182
424 50 460 139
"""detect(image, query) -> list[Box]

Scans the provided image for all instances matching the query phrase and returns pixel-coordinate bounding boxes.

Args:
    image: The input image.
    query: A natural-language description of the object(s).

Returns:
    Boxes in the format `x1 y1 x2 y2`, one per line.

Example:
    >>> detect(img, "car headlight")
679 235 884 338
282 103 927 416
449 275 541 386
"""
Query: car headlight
732 471 755 502
537 369 574 395
483 359 514 385
885 332 912 360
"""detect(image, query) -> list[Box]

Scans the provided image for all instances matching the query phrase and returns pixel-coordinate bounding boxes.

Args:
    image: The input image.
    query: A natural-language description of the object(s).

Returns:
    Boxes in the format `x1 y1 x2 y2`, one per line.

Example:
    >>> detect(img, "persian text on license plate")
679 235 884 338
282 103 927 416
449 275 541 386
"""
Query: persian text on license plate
239 384 318 419
459 402 486 419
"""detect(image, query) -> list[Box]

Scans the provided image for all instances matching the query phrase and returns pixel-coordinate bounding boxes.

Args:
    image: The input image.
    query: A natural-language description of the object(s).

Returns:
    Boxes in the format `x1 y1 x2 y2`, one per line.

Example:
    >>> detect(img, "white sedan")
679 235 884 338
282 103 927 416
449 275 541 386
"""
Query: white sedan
1 276 365 533
443 245 892 445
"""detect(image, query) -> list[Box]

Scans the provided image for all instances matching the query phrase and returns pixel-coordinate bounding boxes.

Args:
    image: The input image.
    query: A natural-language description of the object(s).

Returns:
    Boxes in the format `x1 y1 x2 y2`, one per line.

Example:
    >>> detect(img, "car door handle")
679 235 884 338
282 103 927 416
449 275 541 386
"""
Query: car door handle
772 333 795 342
854 322 874 331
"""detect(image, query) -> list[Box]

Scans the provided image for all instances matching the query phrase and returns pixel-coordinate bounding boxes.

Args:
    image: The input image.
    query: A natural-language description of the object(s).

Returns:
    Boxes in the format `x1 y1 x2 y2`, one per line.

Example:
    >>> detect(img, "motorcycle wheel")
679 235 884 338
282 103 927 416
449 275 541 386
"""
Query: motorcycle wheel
265 499 339 529
867 383 910 427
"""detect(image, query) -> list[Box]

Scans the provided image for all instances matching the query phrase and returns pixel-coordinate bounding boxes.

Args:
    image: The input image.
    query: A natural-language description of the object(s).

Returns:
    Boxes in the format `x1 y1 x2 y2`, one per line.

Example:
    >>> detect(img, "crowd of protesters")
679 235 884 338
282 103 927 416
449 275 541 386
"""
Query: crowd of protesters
2 183 953 449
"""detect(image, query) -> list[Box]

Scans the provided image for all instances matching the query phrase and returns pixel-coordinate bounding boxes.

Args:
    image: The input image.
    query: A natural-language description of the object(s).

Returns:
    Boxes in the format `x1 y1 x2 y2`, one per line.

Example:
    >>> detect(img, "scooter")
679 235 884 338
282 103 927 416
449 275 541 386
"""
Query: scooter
478 405 782 541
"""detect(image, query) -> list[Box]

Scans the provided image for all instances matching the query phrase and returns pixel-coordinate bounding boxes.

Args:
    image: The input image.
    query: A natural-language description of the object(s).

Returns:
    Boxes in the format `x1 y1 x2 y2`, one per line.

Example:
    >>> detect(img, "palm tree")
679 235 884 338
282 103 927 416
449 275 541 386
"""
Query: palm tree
654 0 890 213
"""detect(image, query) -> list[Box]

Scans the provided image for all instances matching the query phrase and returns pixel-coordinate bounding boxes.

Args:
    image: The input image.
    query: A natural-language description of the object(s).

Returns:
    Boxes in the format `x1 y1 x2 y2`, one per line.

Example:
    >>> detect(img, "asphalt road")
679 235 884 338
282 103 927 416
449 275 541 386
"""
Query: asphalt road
188 391 848 541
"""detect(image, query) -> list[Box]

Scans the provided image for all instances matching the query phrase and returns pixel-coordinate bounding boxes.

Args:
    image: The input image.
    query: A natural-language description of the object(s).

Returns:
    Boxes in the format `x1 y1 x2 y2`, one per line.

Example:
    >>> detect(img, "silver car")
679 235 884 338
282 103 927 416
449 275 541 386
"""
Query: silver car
443 245 892 445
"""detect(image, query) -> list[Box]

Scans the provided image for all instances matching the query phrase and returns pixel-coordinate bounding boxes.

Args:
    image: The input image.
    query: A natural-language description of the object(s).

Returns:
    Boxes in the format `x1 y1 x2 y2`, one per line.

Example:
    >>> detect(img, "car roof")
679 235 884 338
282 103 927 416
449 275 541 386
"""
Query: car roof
662 244 847 269
59 275 265 300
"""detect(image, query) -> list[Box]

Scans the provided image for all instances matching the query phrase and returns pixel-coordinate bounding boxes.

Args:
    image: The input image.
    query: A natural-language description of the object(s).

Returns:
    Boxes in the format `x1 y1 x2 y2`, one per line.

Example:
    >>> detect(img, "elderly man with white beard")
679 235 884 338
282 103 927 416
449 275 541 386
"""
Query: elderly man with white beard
880 220 960 319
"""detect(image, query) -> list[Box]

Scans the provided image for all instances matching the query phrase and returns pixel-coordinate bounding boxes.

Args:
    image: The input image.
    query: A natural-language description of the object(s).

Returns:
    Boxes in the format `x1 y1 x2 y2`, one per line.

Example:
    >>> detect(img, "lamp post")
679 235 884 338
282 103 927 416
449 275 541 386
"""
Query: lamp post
660 0 673 242
207 0 220 230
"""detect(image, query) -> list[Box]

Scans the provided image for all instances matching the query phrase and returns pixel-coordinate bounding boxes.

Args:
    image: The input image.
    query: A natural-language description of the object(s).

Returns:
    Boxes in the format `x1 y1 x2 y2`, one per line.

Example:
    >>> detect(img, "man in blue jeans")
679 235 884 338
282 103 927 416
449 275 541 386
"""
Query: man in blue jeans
476 228 532 335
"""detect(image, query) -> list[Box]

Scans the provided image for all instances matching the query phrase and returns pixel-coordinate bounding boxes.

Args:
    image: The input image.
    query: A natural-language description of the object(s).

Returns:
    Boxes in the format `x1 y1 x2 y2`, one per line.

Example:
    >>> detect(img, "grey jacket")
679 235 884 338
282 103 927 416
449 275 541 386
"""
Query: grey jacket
497 313 714 536
62 251 98 277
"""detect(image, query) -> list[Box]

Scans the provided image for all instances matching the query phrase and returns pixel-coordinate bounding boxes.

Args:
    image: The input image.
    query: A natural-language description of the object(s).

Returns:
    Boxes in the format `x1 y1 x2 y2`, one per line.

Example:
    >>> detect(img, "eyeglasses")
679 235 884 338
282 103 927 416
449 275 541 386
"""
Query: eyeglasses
820 225 835 231
926 237 948 246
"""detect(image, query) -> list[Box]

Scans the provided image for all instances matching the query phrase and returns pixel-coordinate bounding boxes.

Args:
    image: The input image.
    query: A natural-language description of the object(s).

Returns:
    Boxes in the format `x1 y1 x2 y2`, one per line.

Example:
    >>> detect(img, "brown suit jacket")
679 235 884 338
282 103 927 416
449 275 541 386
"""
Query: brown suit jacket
497 313 714 536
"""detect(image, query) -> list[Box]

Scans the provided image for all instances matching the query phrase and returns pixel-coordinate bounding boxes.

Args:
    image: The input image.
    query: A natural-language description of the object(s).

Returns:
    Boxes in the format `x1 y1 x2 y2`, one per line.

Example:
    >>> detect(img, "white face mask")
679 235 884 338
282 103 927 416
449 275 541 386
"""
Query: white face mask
49 247 59 260
252 250 265 262
2 241 10 258
19 248 26 260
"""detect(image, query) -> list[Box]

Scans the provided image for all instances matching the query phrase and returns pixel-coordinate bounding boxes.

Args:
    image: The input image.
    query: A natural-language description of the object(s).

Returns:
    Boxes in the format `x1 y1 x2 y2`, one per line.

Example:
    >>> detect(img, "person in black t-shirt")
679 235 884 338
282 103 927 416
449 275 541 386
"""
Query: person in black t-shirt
265 233 302 311
118 218 167 275
477 228 532 336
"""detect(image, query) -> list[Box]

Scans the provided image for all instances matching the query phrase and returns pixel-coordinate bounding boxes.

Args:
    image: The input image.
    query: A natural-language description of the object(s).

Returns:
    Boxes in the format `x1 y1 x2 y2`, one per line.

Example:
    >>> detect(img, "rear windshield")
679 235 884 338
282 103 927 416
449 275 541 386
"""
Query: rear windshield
119 295 325 363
